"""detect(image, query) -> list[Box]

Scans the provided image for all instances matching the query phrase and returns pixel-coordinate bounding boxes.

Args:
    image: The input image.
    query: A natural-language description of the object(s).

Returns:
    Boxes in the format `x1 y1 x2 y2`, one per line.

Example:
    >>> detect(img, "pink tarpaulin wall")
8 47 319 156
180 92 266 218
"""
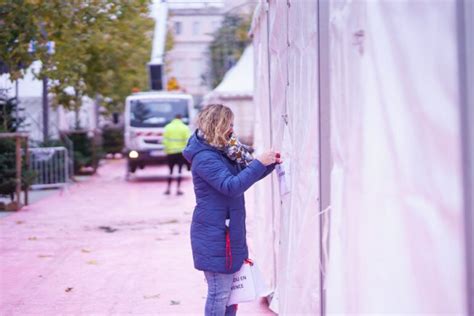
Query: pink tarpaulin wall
250 0 469 314
250 0 321 314
326 0 466 314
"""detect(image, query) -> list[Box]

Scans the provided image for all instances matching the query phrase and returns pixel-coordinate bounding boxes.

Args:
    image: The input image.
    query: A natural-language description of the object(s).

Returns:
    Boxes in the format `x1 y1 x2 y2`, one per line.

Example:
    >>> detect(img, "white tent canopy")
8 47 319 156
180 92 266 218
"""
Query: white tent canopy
203 45 255 144
204 45 254 101
0 61 43 98
0 62 98 142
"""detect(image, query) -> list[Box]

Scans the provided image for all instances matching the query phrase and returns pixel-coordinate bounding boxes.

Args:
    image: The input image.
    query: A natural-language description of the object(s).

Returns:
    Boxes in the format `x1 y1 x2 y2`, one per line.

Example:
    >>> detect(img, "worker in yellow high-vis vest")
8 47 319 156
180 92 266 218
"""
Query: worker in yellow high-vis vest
162 114 191 195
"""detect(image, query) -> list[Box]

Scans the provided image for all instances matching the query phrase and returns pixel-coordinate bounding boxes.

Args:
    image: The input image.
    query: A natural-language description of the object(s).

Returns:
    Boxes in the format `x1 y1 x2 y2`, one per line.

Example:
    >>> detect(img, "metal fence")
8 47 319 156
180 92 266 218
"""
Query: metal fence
29 147 70 189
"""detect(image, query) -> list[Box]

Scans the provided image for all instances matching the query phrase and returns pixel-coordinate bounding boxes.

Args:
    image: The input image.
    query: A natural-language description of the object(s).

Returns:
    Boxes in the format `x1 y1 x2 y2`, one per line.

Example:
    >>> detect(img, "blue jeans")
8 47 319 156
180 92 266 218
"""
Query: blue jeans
203 271 237 316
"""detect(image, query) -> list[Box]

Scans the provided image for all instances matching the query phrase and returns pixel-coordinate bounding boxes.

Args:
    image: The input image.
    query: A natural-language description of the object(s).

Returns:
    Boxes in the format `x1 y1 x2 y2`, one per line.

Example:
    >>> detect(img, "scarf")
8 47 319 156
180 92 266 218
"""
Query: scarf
197 130 254 166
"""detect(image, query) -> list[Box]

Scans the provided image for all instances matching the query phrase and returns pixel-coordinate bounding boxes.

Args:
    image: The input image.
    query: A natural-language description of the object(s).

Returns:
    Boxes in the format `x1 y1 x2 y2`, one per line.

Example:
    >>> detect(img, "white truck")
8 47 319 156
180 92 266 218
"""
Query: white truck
123 91 195 177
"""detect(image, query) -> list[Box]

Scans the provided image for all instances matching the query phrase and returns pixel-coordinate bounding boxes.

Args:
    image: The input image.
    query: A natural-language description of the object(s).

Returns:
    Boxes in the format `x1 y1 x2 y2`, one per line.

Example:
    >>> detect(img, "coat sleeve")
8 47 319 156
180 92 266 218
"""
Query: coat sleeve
260 163 276 180
193 152 267 197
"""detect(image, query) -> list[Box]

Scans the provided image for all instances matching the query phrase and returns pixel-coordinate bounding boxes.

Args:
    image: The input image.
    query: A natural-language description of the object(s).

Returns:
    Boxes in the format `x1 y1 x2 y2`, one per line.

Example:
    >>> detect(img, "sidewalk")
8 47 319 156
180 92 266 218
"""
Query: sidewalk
0 159 274 315
0 175 93 220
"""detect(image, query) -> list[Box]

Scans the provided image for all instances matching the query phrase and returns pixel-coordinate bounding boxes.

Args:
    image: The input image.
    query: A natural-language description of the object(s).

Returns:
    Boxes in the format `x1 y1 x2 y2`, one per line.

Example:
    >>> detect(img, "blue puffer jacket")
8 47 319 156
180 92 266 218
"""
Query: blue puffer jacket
182 130 275 274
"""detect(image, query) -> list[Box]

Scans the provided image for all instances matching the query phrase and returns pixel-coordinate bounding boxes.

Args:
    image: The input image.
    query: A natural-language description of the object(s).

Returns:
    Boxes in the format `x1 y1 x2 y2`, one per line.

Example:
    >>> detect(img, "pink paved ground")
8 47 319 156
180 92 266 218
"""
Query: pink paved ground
0 159 275 316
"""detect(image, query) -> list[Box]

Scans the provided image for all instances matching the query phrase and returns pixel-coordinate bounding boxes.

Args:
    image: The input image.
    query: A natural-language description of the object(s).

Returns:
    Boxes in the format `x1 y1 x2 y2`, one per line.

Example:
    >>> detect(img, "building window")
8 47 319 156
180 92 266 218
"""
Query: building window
192 21 200 36
174 21 182 35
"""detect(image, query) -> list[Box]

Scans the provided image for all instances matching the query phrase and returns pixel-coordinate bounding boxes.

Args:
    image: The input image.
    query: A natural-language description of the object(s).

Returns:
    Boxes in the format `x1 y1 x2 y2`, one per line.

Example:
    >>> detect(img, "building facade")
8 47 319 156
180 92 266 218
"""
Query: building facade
166 6 224 103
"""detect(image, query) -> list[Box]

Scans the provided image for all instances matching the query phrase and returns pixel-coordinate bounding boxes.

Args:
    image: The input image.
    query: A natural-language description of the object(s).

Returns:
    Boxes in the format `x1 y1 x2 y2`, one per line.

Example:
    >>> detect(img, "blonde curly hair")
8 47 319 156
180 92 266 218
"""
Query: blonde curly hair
196 104 234 147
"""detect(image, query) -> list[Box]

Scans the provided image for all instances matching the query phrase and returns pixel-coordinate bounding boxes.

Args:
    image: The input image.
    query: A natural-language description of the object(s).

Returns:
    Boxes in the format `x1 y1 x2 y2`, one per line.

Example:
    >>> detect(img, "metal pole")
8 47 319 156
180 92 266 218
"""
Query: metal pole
15 136 22 210
95 94 100 129
25 137 29 205
265 0 278 288
42 76 49 142
39 22 51 143
317 1 331 315
15 80 19 122
457 0 474 314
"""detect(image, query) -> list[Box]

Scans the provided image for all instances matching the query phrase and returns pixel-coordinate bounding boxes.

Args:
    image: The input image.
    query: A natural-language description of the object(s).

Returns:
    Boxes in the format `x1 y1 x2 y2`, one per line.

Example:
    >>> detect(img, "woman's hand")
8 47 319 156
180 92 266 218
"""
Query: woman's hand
256 151 279 166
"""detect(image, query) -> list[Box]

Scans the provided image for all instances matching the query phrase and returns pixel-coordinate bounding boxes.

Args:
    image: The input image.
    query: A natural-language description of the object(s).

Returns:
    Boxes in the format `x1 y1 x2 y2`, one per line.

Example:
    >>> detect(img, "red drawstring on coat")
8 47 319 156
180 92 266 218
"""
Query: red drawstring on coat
225 229 232 271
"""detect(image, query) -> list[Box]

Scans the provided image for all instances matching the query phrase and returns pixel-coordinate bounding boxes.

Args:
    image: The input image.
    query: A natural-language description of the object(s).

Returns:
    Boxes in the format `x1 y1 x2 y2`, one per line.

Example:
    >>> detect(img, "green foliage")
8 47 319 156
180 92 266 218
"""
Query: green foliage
164 22 175 76
67 131 93 174
80 2 154 112
65 131 101 174
37 138 66 148
207 14 251 88
0 96 25 132
0 0 38 80
0 94 33 199
0 139 36 199
102 126 124 155
165 27 175 53
1 0 153 124
0 140 17 197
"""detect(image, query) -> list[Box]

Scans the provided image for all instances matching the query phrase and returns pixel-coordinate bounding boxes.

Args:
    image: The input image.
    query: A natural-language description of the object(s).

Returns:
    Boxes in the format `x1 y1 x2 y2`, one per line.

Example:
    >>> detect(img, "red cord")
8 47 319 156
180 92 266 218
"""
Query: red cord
226 229 232 271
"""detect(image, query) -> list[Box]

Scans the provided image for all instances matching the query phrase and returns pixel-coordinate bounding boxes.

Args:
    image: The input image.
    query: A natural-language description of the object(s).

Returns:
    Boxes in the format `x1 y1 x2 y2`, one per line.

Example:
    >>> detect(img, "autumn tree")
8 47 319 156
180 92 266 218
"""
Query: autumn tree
0 0 153 127
207 13 251 88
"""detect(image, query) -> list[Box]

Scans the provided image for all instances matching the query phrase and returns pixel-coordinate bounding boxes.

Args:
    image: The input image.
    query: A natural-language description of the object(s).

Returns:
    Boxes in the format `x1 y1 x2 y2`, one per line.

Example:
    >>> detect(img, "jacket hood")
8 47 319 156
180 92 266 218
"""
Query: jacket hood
182 129 217 163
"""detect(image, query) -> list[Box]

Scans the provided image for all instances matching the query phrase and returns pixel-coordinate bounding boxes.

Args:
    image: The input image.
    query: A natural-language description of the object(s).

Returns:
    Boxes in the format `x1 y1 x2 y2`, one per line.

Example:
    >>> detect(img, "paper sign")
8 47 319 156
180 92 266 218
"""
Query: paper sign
275 164 290 196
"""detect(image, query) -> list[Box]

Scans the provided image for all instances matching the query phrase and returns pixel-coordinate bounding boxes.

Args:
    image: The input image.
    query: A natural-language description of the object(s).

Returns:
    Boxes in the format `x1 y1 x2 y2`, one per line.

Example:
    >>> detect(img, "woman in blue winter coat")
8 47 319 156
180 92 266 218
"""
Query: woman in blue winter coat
182 104 280 316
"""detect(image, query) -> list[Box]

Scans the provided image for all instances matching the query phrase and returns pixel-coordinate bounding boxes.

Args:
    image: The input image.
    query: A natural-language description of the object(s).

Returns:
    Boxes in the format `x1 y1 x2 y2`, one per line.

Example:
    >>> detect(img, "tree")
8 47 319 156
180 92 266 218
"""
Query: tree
207 14 252 88
163 18 175 78
46 1 153 126
82 2 153 115
0 1 153 127
0 95 34 201
0 0 39 79
0 96 26 132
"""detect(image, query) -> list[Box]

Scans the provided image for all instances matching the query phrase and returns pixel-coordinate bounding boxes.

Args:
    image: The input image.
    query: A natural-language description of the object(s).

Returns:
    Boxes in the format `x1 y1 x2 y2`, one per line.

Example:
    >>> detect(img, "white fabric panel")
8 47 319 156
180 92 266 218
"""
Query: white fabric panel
326 0 467 314
325 2 367 312
251 0 467 314
266 0 288 313
250 0 321 314
279 0 321 314
0 61 43 98
267 2 287 312
249 2 279 297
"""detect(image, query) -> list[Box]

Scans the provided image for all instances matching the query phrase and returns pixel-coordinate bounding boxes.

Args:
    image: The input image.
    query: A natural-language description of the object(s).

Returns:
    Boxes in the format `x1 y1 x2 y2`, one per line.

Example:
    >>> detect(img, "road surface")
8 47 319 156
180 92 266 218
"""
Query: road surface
0 159 274 315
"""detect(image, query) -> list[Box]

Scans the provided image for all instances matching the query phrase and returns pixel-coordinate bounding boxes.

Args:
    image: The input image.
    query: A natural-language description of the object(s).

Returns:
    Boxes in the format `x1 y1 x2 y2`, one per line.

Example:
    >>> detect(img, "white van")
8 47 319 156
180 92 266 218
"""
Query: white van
124 91 195 176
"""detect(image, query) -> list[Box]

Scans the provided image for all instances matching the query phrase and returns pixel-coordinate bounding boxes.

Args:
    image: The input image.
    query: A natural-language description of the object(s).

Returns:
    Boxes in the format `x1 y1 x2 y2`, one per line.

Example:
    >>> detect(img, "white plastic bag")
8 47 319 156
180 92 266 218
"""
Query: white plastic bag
227 259 271 306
